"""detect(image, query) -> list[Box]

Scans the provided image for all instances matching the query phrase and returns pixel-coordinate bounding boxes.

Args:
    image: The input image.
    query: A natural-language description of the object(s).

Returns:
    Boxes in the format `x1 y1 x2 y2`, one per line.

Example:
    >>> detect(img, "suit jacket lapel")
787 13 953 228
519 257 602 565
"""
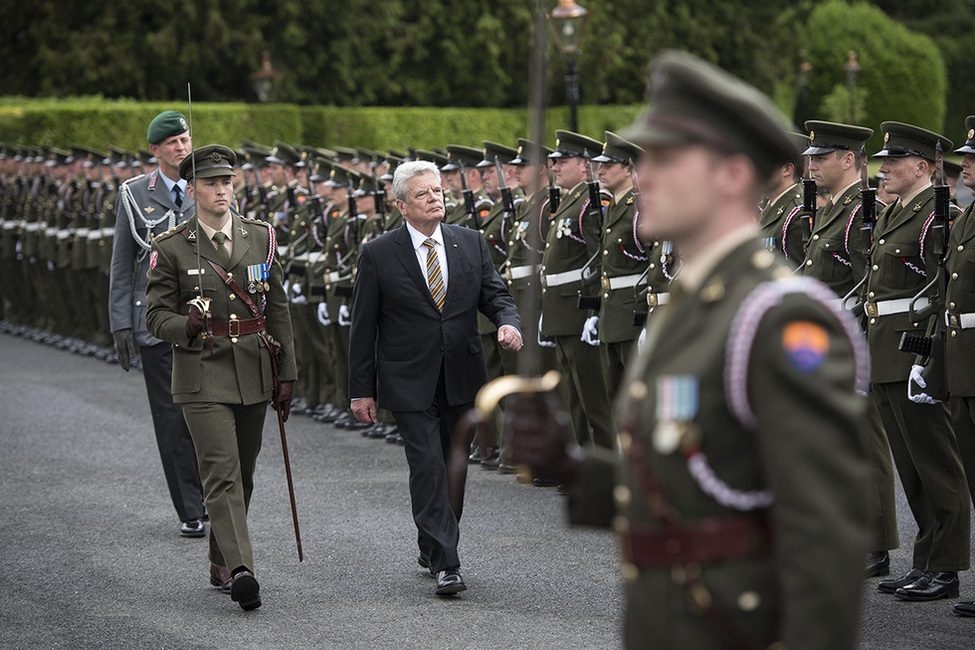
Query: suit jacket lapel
442 226 464 309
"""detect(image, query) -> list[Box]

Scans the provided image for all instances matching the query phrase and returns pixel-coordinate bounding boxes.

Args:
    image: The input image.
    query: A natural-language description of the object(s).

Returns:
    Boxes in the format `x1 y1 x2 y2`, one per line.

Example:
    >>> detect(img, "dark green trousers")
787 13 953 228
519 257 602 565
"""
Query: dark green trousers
182 401 267 573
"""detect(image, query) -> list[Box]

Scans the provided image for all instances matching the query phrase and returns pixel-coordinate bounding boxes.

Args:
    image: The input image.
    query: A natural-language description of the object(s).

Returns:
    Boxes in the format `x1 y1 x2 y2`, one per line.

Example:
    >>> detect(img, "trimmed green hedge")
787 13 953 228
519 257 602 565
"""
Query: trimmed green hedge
0 98 644 151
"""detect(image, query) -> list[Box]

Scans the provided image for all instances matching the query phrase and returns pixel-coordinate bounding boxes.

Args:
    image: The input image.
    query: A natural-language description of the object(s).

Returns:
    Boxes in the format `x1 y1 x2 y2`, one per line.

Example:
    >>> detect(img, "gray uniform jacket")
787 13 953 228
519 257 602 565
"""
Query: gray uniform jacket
109 170 194 346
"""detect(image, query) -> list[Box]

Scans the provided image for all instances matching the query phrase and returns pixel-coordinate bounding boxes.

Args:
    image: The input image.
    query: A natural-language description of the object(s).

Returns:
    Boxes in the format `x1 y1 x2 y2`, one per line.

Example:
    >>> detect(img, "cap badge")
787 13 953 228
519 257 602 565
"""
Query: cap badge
808 131 815 141
209 151 222 163
179 118 188 130
969 129 974 140
884 132 890 143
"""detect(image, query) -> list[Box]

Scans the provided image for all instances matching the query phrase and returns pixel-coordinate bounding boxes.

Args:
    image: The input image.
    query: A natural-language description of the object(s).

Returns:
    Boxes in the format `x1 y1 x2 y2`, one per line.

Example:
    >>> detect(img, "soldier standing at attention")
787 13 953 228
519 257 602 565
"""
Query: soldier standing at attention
756 138 804 265
146 145 296 610
508 50 872 649
945 116 975 617
108 111 207 539
590 131 648 399
541 131 617 453
800 121 899 578
866 122 970 602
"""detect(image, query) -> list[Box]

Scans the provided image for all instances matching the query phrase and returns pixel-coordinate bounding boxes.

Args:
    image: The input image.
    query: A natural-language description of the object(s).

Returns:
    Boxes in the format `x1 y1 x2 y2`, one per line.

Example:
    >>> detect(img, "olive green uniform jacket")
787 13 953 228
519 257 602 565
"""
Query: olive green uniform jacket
569 237 871 649
145 213 296 404
757 182 805 265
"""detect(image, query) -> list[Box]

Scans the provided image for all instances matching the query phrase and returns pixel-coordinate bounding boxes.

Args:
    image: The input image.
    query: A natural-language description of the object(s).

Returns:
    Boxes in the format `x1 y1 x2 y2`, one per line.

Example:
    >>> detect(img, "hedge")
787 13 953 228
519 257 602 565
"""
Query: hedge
0 98 644 152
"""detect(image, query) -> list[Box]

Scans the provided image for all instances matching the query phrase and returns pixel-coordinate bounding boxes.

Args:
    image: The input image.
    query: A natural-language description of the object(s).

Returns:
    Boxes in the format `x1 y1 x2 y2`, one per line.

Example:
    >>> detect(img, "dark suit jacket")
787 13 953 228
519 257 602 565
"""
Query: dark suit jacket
349 222 520 412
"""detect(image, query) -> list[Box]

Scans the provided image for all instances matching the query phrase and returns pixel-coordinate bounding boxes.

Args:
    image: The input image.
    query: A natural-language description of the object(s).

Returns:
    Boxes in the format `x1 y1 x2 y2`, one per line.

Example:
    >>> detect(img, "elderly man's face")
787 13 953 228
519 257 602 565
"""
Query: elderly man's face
397 171 445 232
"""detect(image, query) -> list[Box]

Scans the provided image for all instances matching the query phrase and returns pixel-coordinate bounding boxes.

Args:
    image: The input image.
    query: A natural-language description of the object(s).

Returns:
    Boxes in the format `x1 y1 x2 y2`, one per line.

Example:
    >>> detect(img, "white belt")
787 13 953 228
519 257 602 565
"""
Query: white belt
45 227 57 237
24 222 40 232
647 292 670 308
326 270 344 283
293 252 310 262
307 251 326 264
607 273 646 291
57 230 72 240
507 264 537 281
864 297 929 317
86 229 101 240
76 228 90 237
2 221 17 230
542 267 584 288
946 311 975 329
102 226 114 237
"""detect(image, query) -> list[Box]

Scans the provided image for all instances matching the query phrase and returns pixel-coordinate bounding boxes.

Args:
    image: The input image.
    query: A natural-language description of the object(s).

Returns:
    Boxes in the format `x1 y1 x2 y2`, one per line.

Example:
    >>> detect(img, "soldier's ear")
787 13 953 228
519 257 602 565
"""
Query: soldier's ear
186 183 195 200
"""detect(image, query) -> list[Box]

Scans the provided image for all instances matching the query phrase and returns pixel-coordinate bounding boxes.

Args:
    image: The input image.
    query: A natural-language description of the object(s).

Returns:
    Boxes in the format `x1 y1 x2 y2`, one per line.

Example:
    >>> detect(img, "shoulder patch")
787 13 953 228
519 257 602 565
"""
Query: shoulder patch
149 250 158 269
782 321 829 373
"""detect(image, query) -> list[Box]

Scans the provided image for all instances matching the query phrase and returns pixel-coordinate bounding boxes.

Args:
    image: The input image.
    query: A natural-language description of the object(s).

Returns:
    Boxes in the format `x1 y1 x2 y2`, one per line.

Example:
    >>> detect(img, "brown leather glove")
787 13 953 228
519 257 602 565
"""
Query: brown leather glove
504 390 584 487
273 380 295 422
185 303 205 339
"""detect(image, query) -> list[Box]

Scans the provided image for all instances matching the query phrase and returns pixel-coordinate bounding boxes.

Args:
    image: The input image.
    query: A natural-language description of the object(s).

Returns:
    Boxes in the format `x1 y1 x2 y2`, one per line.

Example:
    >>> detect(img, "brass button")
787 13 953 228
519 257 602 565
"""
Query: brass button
872 265 879 271
950 302 956 310
805 260 812 266
868 291 875 298
737 591 761 612
952 330 958 338
229 294 236 301
230 314 237 320
603 250 609 256
959 245 965 252
953 272 959 280
629 380 648 400
870 318 877 325
894 249 901 254
878 238 885 245
231 337 238 344
812 234 819 241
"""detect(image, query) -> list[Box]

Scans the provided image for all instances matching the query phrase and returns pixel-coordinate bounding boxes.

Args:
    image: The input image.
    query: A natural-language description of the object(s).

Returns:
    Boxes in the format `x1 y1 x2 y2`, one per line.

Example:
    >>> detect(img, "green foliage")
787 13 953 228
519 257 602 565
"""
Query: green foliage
819 84 870 126
800 1 946 152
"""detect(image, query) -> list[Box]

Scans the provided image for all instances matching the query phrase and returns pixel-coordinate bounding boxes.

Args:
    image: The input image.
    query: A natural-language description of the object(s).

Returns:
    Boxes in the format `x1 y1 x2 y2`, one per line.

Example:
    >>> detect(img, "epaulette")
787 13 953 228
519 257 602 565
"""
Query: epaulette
122 173 147 186
154 220 188 242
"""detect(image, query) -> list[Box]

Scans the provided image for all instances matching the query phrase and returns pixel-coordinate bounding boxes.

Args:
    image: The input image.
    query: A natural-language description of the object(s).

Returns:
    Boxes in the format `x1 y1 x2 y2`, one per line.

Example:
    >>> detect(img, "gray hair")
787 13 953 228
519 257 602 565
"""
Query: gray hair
392 160 441 202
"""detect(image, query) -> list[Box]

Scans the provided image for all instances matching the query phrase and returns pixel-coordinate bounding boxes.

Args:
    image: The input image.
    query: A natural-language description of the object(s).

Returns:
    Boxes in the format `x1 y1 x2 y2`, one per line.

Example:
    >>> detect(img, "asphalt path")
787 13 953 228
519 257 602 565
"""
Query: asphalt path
1 330 974 649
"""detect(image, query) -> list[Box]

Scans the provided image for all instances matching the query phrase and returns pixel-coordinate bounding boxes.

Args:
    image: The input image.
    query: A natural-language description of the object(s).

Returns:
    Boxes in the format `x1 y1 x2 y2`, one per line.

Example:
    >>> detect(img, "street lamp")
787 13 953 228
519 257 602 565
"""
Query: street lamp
794 48 813 128
250 51 283 103
548 0 590 133
844 50 860 124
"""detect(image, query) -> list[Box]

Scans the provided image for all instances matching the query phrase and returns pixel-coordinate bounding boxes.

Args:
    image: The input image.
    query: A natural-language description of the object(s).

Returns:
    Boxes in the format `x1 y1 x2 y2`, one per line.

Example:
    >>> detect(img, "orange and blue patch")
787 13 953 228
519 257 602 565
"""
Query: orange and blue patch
782 321 829 373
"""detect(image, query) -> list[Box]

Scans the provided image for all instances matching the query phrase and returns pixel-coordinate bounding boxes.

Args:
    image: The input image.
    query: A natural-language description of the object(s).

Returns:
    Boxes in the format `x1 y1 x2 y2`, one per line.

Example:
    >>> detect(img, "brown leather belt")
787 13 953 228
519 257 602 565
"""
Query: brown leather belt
209 316 265 337
620 514 772 568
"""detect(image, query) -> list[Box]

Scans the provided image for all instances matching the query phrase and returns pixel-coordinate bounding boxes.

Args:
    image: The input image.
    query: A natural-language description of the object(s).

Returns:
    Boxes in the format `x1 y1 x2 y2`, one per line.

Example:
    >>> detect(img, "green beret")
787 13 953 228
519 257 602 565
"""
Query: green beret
621 49 796 178
178 145 237 180
147 110 189 145
954 115 975 155
593 131 643 164
873 121 951 162
803 120 873 155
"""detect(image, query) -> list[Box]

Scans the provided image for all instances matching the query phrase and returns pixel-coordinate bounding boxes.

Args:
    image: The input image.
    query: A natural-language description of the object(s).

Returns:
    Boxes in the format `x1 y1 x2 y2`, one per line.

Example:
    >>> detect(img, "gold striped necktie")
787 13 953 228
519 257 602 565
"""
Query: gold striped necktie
423 238 445 310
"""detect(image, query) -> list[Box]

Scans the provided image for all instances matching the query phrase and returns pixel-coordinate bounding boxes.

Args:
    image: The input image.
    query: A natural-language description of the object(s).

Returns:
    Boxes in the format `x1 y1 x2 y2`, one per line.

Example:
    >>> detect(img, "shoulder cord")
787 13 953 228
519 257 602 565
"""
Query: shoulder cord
121 181 176 259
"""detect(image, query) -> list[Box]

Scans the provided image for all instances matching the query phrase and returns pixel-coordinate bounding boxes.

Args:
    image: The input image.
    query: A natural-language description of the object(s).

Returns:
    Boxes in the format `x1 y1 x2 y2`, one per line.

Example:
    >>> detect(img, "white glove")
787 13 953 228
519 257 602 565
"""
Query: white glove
338 303 352 327
581 316 600 346
637 327 647 353
908 364 940 404
292 294 307 305
316 302 331 327
292 282 302 295
537 314 555 348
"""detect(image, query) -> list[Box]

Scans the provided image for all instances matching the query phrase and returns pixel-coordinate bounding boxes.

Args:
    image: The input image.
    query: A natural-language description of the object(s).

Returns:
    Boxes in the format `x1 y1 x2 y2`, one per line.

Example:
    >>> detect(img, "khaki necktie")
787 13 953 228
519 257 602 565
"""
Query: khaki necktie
422 238 445 310
212 231 231 268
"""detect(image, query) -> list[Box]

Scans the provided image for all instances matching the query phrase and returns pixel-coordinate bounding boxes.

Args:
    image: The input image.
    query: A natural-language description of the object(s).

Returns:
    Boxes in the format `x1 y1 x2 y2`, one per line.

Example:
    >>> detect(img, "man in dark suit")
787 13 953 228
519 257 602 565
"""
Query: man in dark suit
108 111 207 538
349 160 522 595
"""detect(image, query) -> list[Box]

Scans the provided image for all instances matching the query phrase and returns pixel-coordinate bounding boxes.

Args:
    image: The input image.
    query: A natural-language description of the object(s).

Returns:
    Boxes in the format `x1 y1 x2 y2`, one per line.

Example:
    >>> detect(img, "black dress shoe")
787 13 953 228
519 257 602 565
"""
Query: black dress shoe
878 568 926 594
435 569 466 595
533 477 558 488
367 423 389 439
953 601 975 617
895 571 959 601
210 563 232 593
865 551 890 578
417 553 434 575
230 571 262 610
180 518 206 538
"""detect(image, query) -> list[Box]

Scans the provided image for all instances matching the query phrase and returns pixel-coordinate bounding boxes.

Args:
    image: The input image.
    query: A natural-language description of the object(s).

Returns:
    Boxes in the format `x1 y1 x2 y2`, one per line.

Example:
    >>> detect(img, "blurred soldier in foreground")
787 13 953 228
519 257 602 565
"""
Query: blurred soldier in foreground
508 50 872 649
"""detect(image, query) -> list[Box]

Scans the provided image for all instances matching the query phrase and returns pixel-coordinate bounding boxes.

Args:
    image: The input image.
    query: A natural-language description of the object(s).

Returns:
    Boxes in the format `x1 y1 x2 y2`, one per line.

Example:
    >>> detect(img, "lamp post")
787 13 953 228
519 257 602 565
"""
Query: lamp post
548 0 590 133
794 48 813 128
250 51 283 103
844 50 860 124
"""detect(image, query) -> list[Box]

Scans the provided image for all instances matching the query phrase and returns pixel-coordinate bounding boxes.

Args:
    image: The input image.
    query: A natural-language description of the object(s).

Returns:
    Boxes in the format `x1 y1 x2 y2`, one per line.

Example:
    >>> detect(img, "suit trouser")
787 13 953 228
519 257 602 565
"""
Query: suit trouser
182 400 267 572
866 391 900 551
873 381 970 570
950 395 975 507
392 368 470 573
139 343 205 523
555 335 616 451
